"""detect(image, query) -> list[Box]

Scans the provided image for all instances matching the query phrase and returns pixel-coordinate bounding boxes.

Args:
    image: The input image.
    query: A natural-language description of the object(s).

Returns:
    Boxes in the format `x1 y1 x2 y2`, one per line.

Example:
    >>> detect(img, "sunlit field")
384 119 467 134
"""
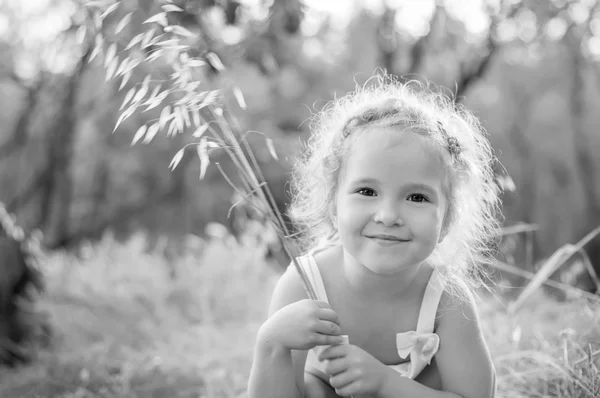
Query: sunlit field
0 231 598 398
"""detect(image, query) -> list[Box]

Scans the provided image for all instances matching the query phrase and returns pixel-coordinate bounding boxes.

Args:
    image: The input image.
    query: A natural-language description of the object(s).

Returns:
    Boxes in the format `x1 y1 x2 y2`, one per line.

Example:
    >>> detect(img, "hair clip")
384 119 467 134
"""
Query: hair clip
436 121 462 157
446 136 462 157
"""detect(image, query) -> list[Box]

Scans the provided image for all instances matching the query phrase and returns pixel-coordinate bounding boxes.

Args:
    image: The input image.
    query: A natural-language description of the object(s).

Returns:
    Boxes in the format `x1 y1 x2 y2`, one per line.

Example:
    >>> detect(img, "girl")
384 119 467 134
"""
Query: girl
248 75 500 398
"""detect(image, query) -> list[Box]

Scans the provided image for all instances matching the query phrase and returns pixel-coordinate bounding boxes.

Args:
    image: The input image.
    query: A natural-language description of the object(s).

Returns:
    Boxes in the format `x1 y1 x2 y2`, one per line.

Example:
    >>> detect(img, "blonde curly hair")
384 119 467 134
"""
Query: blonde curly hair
289 74 501 299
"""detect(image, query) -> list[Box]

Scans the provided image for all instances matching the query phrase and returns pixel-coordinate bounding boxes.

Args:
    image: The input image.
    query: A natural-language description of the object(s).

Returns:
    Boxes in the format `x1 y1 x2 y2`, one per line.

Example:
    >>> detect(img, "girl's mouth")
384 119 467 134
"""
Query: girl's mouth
367 234 409 243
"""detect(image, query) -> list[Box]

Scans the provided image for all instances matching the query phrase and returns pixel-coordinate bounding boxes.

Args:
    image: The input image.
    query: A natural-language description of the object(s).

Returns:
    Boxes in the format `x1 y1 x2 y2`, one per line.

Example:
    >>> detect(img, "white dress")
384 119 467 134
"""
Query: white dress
296 253 445 380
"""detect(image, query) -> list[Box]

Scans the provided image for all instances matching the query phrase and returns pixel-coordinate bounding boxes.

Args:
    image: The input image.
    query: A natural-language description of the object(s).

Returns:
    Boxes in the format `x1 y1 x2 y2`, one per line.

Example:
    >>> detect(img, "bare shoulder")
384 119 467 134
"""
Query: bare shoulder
267 260 310 316
436 278 482 329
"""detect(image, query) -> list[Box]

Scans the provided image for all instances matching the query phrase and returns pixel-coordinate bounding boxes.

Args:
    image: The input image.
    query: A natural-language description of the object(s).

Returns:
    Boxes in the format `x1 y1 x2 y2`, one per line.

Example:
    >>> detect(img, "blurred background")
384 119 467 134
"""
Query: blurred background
1 0 600 397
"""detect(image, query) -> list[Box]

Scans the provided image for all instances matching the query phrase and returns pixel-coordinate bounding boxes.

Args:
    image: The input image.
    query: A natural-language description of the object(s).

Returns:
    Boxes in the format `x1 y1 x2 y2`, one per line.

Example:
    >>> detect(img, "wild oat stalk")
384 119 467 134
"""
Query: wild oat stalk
505 225 600 313
79 0 318 299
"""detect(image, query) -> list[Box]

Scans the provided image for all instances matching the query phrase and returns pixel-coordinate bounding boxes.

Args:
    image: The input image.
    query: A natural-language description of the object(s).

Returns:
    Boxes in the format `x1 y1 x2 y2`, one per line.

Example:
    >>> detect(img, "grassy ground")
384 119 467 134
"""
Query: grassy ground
0 232 598 398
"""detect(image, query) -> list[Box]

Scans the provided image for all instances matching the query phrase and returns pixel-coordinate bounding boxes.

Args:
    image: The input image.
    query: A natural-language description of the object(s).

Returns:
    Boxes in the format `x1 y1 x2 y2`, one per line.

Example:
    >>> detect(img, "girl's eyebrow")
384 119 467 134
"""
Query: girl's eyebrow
405 183 440 196
349 177 379 185
348 179 439 195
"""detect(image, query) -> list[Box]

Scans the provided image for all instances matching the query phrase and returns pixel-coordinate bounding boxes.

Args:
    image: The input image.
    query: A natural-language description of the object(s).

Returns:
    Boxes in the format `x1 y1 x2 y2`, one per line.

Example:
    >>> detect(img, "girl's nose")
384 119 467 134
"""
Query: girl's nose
373 202 404 227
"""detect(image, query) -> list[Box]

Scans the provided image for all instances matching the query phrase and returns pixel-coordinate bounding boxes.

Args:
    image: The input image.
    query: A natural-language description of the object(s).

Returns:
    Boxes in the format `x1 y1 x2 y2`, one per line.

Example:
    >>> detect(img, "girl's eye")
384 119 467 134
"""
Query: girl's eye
357 188 376 197
408 193 429 203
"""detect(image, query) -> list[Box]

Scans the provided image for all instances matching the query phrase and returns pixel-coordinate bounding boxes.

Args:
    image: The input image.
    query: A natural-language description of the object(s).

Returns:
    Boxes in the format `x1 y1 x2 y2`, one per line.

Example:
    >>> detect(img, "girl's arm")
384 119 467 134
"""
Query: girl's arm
377 287 495 398
247 265 310 398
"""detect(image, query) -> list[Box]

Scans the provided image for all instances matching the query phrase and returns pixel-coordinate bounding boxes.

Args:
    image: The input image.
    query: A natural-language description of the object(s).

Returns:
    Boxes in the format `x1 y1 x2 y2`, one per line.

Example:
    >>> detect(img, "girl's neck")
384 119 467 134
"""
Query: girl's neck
340 248 428 301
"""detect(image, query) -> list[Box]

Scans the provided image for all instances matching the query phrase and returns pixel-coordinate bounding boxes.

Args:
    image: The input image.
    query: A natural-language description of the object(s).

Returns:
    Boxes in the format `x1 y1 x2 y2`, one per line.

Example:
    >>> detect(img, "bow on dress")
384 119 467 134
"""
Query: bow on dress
396 331 440 365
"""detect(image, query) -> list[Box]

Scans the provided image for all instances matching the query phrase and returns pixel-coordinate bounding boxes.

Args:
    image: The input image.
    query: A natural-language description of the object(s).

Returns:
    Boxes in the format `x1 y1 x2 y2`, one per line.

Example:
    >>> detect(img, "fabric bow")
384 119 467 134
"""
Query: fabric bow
396 331 440 365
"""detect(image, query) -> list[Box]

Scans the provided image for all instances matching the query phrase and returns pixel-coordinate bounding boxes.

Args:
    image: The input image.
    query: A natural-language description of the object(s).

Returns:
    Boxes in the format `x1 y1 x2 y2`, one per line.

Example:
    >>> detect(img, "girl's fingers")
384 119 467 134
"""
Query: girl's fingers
333 379 361 397
314 320 341 336
313 333 347 346
318 343 347 361
317 308 340 325
321 357 347 376
329 370 358 391
314 300 332 309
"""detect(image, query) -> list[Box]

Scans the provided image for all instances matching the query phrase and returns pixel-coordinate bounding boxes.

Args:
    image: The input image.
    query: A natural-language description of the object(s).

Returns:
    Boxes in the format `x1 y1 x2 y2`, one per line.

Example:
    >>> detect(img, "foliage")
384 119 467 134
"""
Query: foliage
78 0 323 297
79 0 232 143
0 230 278 397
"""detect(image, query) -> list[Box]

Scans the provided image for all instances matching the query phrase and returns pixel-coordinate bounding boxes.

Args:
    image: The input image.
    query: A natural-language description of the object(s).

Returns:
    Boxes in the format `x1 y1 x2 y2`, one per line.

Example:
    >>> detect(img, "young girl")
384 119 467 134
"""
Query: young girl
248 75 500 398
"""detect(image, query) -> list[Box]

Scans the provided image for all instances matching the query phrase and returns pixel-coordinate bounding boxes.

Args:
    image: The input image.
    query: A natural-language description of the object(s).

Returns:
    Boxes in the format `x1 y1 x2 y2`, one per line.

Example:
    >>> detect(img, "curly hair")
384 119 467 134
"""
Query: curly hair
289 74 501 299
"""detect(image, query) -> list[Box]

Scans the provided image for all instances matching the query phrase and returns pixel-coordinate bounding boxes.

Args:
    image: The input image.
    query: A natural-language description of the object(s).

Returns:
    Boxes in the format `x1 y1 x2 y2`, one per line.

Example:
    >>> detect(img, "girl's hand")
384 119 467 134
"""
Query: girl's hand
259 299 345 351
318 344 389 397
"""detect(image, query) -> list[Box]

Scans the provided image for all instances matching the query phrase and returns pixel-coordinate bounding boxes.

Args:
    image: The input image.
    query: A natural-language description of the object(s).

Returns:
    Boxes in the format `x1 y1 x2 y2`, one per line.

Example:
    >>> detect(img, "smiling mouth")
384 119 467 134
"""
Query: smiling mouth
367 235 409 242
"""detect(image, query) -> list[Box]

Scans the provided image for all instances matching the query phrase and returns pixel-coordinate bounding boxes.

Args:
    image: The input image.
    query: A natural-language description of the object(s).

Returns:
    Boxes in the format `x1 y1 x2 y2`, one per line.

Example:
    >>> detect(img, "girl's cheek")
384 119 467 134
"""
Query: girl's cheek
418 208 444 230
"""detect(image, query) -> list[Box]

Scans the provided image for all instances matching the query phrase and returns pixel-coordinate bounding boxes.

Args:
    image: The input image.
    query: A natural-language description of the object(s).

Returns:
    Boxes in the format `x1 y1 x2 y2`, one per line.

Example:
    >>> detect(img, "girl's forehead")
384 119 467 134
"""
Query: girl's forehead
348 126 438 156
342 126 449 186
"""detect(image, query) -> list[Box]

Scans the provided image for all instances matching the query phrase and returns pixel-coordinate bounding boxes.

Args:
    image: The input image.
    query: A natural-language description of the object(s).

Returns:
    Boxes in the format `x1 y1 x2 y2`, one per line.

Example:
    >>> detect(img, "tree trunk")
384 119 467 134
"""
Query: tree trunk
0 78 42 161
40 49 91 249
567 34 600 279
569 43 600 221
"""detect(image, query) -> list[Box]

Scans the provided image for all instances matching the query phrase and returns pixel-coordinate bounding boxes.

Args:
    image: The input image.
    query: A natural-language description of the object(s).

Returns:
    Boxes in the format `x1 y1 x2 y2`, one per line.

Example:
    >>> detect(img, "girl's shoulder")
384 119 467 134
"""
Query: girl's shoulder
271 245 343 306
267 260 313 316
435 277 482 333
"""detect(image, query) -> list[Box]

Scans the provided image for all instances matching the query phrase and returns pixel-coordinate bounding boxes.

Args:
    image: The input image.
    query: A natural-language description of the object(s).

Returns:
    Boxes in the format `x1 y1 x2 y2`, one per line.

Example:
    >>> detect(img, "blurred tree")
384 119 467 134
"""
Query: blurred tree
0 0 306 250
0 1 95 248
377 0 524 100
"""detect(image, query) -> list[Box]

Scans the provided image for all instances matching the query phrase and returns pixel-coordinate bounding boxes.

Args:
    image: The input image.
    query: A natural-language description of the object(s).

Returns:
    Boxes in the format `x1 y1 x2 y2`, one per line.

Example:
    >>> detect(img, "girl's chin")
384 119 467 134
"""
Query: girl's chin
361 259 413 275
357 252 424 275
342 246 420 273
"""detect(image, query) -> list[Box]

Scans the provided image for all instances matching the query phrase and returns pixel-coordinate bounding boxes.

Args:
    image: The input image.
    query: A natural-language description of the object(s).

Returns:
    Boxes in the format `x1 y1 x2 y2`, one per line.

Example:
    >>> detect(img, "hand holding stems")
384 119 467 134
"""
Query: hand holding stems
318 343 391 398
259 299 346 351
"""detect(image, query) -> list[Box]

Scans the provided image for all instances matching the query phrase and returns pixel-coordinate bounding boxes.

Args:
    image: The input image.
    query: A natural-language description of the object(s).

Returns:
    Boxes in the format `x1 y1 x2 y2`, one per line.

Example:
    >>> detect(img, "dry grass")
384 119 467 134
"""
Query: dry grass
480 291 600 398
0 231 598 397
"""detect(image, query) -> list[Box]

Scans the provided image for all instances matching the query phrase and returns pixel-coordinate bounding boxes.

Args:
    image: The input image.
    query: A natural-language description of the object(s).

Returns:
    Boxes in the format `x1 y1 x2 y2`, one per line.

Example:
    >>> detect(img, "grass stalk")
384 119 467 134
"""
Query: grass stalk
204 105 318 300
492 260 600 304
507 225 600 312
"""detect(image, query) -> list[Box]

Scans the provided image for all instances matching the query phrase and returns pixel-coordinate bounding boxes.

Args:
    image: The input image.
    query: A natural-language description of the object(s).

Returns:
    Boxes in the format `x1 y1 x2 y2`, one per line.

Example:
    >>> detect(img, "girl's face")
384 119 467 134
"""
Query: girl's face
335 127 448 275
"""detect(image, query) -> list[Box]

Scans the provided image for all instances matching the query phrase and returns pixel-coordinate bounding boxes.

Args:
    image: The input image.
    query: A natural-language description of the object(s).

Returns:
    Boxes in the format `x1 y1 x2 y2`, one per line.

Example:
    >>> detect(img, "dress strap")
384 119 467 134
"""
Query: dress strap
415 269 445 333
296 254 330 303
